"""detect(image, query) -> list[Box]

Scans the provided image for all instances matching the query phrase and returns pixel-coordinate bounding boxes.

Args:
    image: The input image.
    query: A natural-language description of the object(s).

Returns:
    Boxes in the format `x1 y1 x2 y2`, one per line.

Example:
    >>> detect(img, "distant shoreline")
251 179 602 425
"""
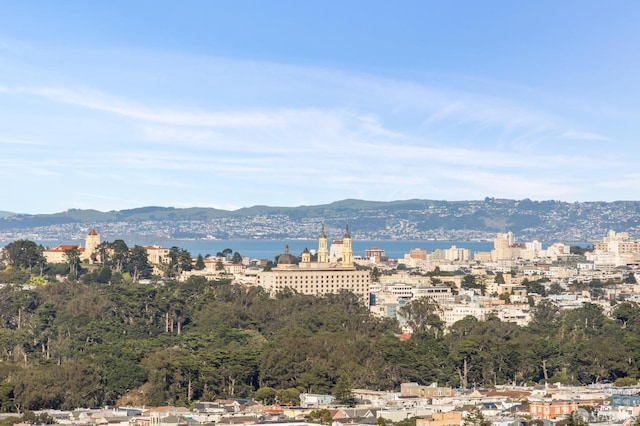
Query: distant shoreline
24 239 591 260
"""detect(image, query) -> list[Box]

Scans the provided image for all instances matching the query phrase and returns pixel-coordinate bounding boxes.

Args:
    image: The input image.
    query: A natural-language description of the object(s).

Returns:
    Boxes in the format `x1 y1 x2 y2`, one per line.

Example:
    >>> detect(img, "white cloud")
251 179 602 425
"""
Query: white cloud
7 86 281 128
1 43 638 212
0 137 51 146
561 130 610 141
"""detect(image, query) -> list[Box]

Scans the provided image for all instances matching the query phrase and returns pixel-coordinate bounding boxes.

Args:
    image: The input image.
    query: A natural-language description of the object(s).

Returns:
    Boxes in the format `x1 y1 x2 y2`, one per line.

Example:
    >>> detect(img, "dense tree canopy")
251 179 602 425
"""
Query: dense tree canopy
2 240 45 272
2 241 640 411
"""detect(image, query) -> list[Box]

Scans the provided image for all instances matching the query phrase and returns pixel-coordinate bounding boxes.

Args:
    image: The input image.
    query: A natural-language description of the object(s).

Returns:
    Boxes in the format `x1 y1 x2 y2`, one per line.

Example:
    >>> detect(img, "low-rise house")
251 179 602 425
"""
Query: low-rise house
216 415 259 425
529 399 600 420
400 383 454 399
415 411 462 426
375 407 433 422
300 393 335 408
331 408 377 424
351 389 397 408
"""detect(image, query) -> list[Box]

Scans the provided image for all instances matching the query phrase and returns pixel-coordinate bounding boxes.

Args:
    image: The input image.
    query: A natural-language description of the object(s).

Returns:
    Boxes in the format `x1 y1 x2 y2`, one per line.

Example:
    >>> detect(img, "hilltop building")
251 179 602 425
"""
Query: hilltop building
365 247 387 263
430 245 470 262
85 228 100 261
329 239 343 262
587 230 640 267
144 245 171 265
256 224 370 304
43 228 101 264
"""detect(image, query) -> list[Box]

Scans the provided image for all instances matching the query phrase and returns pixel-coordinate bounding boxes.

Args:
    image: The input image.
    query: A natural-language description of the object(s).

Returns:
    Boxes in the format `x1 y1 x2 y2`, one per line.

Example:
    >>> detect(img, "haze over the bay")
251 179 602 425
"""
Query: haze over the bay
1 2 639 214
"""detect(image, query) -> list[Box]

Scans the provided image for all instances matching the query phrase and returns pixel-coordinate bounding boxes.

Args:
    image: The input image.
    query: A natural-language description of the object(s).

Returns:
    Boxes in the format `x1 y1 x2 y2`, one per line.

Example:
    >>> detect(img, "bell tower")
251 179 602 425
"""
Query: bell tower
317 223 328 263
341 224 353 266
85 228 100 263
301 247 311 264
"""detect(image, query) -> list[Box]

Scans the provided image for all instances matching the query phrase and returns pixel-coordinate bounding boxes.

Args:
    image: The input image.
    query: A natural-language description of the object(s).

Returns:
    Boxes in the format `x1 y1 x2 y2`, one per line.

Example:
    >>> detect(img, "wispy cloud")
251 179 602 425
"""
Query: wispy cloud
1 42 637 212
424 102 466 124
561 130 610 141
4 86 281 128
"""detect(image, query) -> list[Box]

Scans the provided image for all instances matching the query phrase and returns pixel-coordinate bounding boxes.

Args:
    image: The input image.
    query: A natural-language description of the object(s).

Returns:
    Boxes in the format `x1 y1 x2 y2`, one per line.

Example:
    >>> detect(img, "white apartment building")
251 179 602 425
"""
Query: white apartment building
595 230 640 253
369 283 454 321
587 230 640 267
440 302 532 327
329 239 343 262
430 245 471 262
413 285 456 304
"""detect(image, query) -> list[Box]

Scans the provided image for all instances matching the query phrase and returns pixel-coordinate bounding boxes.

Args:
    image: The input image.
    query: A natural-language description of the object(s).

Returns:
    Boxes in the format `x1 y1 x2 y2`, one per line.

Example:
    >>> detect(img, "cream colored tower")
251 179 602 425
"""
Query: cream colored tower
301 247 311 264
85 228 100 262
341 224 353 266
317 223 329 263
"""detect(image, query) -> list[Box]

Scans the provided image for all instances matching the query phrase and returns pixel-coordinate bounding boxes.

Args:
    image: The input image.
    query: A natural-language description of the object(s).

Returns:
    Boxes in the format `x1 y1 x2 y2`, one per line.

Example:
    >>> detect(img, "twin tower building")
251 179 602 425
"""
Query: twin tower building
256 224 371 304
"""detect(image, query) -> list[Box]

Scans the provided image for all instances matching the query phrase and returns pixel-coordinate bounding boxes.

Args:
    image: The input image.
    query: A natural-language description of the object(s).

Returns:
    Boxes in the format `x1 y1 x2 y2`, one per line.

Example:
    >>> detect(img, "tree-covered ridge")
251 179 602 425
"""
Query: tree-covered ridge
3 198 640 241
0 270 638 412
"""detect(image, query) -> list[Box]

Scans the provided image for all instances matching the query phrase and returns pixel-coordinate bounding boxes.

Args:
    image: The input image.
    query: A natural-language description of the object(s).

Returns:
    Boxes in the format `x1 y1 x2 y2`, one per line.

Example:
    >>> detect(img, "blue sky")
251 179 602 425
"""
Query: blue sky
1 1 639 214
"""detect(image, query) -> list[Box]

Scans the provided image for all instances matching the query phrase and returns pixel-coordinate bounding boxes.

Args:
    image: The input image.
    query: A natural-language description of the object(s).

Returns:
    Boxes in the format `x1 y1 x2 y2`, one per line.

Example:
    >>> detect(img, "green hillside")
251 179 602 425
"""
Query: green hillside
0 276 635 410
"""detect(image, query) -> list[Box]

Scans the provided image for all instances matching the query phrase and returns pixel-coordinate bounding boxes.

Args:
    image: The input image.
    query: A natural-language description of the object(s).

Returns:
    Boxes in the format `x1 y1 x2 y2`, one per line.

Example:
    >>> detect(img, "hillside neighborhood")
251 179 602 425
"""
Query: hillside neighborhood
2 381 640 426
21 226 639 333
3 227 640 425
3 199 640 243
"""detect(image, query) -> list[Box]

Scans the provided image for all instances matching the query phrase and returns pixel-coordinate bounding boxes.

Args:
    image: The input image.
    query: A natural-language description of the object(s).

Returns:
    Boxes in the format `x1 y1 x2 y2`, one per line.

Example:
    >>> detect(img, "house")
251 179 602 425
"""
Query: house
300 393 335 408
331 408 377 424
400 383 454 399
216 415 259 425
416 411 462 426
529 399 599 420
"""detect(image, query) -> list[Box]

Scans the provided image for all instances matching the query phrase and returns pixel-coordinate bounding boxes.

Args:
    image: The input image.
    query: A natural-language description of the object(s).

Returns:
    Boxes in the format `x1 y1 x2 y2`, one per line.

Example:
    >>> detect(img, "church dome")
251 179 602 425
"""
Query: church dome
276 245 299 265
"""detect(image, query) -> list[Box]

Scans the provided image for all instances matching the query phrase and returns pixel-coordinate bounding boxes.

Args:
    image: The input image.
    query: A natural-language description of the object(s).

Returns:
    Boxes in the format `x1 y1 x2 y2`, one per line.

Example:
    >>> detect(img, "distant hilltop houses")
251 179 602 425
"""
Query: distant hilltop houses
41 228 171 268
3 225 640 333
4 199 640 242
6 223 640 422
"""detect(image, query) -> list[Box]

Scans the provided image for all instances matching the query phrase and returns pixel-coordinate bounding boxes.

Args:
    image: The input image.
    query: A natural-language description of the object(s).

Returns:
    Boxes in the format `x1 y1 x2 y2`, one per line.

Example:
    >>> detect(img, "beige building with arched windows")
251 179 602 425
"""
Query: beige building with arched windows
43 228 101 264
256 224 370 305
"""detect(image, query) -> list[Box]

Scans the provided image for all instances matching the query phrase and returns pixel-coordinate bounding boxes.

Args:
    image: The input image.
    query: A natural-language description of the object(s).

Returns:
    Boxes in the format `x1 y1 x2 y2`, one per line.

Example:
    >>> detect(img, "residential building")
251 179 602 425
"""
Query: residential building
430 245 470 262
588 230 640 267
145 246 170 265
400 383 454 399
529 399 598 420
365 247 386 263
330 240 343 262
416 411 462 426
299 393 335 408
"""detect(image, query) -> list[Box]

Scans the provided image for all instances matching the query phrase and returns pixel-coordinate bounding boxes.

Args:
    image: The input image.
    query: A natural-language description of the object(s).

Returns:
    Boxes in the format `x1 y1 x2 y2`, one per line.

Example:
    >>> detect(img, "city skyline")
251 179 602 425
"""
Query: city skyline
1 1 639 214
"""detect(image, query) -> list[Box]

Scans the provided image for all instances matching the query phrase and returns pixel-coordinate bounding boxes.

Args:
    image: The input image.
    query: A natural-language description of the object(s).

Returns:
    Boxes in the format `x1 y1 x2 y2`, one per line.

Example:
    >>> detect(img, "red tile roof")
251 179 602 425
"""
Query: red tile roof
45 244 82 252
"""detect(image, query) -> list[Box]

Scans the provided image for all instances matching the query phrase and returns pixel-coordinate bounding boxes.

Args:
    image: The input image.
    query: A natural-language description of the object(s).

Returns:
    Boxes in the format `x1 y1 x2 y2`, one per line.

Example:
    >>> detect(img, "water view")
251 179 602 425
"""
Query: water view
36 239 496 260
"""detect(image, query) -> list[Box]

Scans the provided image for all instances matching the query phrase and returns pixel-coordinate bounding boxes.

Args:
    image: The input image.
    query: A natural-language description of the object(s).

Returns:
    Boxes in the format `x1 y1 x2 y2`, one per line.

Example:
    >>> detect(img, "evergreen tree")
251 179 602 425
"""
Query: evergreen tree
462 407 491 426
195 254 205 270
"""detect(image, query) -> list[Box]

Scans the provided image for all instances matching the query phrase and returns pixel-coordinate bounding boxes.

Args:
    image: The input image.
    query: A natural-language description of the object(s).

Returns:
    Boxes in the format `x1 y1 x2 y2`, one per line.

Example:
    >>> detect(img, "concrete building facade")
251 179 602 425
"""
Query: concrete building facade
257 225 371 305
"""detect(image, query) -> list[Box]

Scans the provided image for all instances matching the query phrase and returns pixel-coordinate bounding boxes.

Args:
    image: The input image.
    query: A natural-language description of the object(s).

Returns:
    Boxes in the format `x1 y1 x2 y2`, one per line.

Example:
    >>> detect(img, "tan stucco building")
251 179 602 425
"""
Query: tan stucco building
257 224 371 305
43 228 100 264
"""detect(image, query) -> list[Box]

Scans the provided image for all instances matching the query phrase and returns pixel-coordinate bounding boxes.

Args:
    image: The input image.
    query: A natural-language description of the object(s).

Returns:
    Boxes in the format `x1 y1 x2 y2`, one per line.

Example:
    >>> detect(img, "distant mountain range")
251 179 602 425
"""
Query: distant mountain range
1 198 640 243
